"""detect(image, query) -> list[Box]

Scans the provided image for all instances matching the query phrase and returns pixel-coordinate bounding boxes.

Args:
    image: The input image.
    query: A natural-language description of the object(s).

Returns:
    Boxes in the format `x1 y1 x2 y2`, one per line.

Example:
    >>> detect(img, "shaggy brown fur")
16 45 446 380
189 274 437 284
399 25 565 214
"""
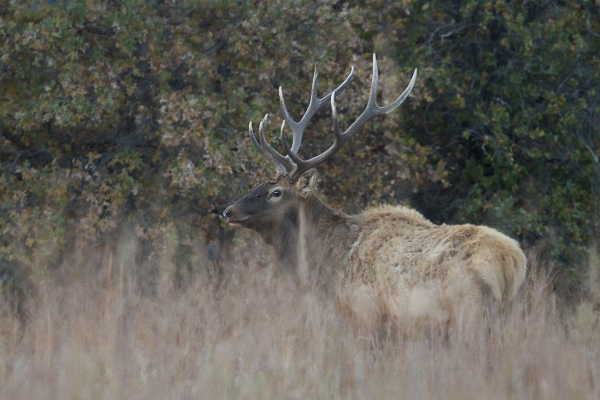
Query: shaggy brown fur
224 170 527 334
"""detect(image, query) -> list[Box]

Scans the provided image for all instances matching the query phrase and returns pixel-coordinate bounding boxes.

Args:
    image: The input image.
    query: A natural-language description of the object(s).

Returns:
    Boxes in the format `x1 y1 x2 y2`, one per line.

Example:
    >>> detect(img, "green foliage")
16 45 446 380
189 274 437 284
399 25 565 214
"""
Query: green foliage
0 0 598 290
0 0 364 273
374 0 599 284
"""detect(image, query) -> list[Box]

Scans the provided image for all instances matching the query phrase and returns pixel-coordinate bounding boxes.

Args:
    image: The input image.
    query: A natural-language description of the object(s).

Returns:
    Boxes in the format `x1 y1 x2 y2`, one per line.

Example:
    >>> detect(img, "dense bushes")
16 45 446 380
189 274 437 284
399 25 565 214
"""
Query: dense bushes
391 0 600 284
0 0 598 294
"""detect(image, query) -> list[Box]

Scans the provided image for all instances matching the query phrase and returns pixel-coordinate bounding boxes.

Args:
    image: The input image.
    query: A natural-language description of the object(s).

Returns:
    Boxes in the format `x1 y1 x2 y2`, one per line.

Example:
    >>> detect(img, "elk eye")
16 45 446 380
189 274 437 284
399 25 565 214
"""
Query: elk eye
271 190 282 198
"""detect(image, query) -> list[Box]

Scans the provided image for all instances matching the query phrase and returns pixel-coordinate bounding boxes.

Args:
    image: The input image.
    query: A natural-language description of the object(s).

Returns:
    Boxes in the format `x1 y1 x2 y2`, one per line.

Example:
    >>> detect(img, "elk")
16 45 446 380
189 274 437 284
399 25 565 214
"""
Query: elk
223 55 527 335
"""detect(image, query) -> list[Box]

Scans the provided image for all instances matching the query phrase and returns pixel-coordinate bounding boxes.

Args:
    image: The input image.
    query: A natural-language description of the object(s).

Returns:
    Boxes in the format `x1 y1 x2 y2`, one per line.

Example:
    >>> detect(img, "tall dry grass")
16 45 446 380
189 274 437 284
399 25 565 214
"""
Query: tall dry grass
0 238 599 400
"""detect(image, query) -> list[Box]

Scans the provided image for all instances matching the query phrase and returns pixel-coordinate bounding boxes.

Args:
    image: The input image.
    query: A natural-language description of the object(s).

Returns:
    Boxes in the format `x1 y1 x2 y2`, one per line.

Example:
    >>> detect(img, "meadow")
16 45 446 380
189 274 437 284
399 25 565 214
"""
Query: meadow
0 235 599 400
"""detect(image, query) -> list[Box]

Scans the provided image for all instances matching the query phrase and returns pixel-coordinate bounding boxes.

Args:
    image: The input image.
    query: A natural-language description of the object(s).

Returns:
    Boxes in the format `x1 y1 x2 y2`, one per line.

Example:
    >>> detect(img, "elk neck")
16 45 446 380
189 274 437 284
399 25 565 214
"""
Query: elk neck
261 193 358 283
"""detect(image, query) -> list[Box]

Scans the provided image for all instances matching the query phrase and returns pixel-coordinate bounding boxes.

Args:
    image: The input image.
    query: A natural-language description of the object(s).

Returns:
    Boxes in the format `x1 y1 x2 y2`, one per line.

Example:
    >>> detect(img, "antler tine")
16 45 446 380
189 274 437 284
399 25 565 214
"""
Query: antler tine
284 53 417 181
282 88 346 179
340 54 417 140
249 121 262 152
254 114 295 175
279 63 355 154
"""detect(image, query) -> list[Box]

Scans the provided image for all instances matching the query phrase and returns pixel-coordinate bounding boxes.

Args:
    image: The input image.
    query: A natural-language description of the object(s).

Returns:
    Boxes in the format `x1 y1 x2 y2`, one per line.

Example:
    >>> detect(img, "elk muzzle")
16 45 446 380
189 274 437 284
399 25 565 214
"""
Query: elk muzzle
223 204 250 226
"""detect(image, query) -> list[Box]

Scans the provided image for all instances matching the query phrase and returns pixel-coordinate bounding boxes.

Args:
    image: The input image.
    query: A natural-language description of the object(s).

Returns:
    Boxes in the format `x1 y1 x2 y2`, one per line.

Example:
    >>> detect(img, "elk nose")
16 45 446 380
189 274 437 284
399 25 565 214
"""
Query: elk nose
223 206 233 220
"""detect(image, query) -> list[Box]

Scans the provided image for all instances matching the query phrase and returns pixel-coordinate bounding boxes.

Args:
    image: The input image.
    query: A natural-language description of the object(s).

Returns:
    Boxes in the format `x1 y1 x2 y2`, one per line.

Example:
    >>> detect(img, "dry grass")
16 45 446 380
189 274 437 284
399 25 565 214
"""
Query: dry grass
0 239 599 400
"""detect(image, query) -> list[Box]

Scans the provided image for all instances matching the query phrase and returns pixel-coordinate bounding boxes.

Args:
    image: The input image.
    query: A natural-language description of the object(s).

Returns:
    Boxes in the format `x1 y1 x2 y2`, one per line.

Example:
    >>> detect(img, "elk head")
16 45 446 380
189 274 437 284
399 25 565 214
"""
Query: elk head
224 54 417 241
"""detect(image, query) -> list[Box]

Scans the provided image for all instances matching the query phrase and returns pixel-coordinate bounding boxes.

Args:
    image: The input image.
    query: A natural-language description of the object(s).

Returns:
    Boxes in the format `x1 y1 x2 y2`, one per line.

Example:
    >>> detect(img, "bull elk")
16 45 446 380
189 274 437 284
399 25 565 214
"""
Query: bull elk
224 55 526 334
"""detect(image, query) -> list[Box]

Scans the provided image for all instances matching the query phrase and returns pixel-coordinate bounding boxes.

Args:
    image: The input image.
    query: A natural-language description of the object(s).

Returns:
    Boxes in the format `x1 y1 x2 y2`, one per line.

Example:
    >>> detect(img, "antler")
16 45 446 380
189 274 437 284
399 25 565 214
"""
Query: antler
250 54 417 182
249 62 355 175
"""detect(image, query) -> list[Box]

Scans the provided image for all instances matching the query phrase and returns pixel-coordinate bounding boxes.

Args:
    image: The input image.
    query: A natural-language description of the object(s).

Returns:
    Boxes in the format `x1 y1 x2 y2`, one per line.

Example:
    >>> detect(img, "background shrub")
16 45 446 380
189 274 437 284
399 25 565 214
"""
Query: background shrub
0 0 598 297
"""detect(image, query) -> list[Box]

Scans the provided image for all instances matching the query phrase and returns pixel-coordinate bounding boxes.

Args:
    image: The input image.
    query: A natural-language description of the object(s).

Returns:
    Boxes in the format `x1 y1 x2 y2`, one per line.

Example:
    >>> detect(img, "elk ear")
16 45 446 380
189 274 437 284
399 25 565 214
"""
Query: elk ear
295 169 318 197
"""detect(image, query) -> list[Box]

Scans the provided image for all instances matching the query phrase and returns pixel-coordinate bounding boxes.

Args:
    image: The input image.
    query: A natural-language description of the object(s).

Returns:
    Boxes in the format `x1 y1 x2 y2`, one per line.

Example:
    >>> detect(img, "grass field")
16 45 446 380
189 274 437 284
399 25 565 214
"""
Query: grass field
0 237 599 399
